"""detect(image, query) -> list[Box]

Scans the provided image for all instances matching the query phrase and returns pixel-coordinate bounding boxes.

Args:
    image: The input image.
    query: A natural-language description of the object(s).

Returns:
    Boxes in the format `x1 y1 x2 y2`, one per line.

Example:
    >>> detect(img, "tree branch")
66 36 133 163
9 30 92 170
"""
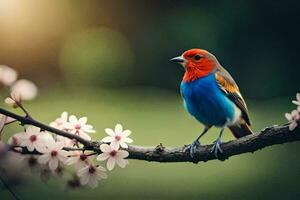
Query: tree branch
0 108 299 164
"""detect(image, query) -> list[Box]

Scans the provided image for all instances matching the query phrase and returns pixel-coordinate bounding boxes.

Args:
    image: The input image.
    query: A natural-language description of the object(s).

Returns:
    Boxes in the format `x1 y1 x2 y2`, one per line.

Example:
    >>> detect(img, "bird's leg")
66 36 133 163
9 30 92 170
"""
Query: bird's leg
211 119 230 158
185 126 211 158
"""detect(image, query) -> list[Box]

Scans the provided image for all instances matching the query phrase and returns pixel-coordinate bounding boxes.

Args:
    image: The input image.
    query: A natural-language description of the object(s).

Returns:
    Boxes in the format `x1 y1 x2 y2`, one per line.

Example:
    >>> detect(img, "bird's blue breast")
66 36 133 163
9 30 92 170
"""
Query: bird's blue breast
180 73 237 127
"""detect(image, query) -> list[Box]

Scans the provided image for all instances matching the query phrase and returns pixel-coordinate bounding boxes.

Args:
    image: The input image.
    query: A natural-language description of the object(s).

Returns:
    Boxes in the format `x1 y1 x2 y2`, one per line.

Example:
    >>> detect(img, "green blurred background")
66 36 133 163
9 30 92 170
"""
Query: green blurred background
1 0 300 199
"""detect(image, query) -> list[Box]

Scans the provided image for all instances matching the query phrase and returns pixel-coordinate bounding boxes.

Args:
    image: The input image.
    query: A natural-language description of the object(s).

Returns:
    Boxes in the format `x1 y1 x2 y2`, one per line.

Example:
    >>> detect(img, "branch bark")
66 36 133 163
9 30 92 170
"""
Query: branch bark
1 108 299 164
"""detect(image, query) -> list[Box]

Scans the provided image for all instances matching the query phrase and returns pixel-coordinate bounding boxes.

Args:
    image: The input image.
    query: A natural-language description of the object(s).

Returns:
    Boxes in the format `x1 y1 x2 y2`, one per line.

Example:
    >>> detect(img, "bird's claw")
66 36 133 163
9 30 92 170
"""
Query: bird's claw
211 138 223 158
185 140 200 158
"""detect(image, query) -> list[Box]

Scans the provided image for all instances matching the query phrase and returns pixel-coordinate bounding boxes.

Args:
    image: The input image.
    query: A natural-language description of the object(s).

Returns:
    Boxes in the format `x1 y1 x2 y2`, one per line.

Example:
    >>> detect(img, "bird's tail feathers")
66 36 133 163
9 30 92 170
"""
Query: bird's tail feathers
229 123 253 138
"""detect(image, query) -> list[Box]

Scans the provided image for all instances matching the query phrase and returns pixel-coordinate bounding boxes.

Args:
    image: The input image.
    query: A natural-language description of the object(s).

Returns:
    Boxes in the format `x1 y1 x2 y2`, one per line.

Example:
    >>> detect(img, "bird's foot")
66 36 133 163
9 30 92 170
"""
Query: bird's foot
211 138 223 158
184 140 200 158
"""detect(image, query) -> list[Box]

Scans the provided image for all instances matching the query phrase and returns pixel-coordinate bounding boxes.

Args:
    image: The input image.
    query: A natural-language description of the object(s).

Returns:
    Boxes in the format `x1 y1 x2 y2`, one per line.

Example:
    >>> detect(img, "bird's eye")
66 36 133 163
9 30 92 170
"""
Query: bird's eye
194 54 201 61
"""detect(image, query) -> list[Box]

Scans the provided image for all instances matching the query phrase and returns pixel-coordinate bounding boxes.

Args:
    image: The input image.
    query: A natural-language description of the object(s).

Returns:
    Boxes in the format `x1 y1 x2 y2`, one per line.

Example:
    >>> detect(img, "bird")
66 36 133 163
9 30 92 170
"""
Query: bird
170 49 253 158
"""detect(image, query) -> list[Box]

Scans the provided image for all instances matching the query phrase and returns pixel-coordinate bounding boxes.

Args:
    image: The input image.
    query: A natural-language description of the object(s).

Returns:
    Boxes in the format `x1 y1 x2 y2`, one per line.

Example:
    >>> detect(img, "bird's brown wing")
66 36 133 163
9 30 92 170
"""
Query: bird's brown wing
215 65 251 125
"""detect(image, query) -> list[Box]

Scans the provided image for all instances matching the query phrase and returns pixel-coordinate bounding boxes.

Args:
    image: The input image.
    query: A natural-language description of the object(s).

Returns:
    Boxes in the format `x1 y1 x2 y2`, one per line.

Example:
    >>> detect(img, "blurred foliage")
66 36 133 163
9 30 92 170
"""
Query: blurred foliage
60 28 134 86
0 0 299 98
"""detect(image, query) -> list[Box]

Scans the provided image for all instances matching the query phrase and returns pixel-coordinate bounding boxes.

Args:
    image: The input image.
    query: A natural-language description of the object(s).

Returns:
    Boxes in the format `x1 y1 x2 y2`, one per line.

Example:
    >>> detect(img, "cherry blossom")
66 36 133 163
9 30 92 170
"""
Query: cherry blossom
10 79 38 101
97 144 129 171
0 65 18 86
285 110 299 131
20 126 54 152
8 132 25 146
77 164 107 188
102 124 133 149
66 115 95 140
38 142 68 171
66 151 94 170
50 112 69 130
5 91 21 107
0 114 16 134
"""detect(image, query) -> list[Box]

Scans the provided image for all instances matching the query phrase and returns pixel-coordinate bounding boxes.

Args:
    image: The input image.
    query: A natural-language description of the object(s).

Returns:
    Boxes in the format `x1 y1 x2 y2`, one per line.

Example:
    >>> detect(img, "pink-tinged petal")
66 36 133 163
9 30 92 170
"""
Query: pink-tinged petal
27 143 35 152
100 144 111 153
84 124 93 129
77 166 88 177
297 93 300 102
61 112 68 122
119 142 128 149
96 170 108 180
289 122 298 131
79 132 91 141
291 110 299 117
64 122 73 130
97 153 110 161
105 128 115 136
26 126 40 134
292 100 300 106
123 137 133 143
49 158 59 171
5 116 16 124
82 126 96 133
123 130 131 137
285 113 292 121
110 141 120 150
38 154 50 164
0 115 6 133
115 124 123 134
65 157 78 165
79 117 87 125
57 152 68 162
69 115 78 124
80 174 90 185
297 106 300 113
106 157 116 171
4 97 15 105
117 150 129 158
101 136 114 143
115 157 128 168
88 177 98 188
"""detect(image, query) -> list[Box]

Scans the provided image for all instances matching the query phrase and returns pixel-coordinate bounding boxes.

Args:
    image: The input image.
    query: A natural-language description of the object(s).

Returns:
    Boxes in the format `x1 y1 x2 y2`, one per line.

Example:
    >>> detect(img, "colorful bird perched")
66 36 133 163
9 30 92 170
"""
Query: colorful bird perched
170 49 253 158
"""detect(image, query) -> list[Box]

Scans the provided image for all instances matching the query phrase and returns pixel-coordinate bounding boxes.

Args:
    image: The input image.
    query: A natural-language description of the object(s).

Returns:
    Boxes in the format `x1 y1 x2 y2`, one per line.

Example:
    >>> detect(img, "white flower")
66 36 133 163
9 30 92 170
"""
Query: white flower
20 126 54 152
66 115 95 141
77 164 107 188
38 142 68 171
102 124 133 149
285 110 300 131
4 91 21 107
292 93 300 106
65 151 94 170
10 79 38 101
0 65 17 86
97 144 129 171
0 114 16 133
50 112 69 130
56 135 76 147
8 132 25 146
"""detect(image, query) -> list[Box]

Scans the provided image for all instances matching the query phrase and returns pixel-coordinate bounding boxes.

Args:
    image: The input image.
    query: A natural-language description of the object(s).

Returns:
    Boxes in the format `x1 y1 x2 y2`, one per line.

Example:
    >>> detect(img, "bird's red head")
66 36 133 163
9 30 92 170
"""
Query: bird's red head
170 49 219 82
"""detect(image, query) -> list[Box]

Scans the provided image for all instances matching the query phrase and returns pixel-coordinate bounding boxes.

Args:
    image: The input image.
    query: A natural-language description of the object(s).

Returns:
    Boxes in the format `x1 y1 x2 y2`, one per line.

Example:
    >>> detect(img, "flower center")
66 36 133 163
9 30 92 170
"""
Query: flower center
29 135 37 142
115 135 121 141
89 166 96 174
51 150 58 157
110 150 117 157
12 137 19 145
80 154 87 161
75 124 81 130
